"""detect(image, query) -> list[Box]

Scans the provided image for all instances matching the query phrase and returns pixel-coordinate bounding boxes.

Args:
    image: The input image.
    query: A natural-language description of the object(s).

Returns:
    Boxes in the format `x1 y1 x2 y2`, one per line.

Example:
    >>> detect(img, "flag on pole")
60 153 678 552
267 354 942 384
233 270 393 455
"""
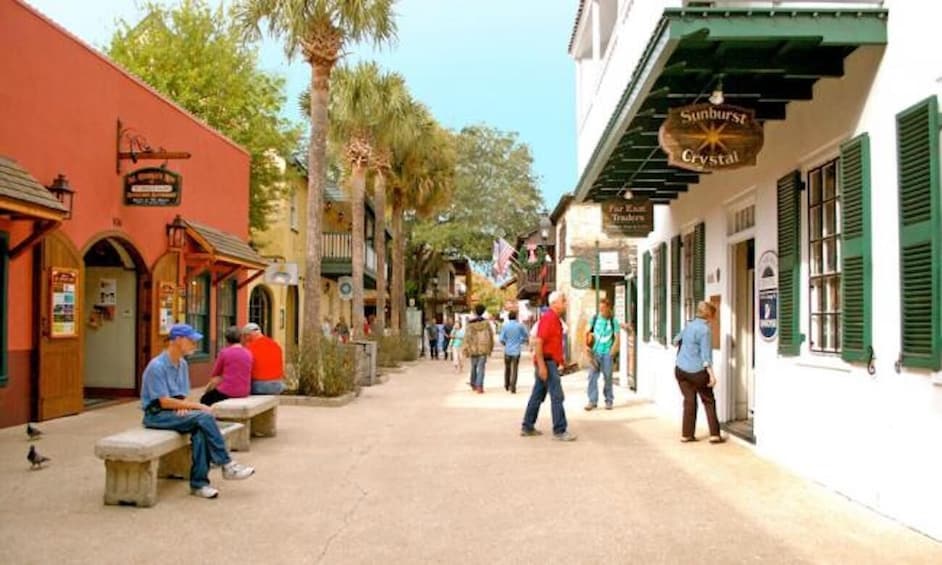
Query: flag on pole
491 240 500 277
495 238 516 277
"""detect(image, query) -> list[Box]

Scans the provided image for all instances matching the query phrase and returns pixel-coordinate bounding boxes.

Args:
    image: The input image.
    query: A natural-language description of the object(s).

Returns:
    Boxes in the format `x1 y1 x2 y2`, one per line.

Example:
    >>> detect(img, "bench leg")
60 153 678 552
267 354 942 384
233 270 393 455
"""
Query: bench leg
159 446 191 480
228 420 251 452
104 459 159 507
251 407 277 438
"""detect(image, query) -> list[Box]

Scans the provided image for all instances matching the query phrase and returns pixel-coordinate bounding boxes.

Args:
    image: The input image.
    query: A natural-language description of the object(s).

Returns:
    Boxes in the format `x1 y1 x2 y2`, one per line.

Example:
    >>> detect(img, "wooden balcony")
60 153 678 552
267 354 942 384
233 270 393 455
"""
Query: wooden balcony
322 232 383 284
516 263 556 299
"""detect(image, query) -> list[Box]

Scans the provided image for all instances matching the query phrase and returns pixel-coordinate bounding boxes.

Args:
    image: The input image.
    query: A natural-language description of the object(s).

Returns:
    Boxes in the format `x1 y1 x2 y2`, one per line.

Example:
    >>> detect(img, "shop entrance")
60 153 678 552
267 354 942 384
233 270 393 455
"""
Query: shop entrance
82 236 149 404
727 238 756 441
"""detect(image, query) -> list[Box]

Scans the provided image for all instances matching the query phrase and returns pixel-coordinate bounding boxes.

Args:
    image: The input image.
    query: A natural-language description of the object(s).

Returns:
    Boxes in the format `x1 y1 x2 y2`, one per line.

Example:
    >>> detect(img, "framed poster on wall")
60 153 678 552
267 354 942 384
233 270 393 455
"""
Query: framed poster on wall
50 267 78 338
158 282 176 335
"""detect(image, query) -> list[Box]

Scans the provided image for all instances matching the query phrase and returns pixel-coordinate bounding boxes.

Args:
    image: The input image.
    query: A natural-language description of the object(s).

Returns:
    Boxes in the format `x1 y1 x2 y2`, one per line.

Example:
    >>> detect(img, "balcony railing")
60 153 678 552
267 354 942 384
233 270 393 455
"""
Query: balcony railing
517 263 556 291
322 232 376 272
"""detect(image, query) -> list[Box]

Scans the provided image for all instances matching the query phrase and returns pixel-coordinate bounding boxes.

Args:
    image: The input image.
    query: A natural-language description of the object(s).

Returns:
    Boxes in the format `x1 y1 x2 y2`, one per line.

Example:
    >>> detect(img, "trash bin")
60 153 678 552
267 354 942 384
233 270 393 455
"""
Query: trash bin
351 340 377 386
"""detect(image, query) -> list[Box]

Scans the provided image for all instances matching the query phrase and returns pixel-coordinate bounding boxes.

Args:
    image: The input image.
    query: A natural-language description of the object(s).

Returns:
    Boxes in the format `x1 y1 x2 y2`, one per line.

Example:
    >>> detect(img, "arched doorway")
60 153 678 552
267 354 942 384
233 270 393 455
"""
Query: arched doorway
82 235 149 403
249 285 273 336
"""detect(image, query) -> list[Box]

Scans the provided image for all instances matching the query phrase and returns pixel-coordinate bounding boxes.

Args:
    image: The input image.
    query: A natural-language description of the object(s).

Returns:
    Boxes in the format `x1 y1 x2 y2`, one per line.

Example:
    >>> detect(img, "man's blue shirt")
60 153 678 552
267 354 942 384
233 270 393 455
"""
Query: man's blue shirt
674 318 713 373
499 320 529 356
140 351 190 409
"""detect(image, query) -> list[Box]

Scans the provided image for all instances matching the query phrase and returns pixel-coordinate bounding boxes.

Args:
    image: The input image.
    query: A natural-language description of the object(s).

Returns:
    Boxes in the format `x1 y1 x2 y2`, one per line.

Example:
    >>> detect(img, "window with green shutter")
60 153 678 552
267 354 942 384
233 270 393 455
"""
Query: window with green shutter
896 96 942 370
643 251 651 343
778 170 802 356
693 222 705 306
657 242 667 344
0 231 7 387
671 235 681 338
840 134 872 363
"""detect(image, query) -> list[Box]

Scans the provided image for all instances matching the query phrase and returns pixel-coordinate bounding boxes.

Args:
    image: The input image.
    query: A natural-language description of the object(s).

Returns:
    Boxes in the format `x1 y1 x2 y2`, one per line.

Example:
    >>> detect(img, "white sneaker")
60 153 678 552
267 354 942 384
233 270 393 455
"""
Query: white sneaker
222 462 255 480
191 485 219 499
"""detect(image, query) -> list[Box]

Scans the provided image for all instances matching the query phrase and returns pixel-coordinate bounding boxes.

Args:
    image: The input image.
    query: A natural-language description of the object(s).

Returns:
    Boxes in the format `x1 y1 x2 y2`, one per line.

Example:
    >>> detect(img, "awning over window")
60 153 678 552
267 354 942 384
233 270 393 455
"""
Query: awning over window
183 219 267 270
0 155 68 221
575 7 888 204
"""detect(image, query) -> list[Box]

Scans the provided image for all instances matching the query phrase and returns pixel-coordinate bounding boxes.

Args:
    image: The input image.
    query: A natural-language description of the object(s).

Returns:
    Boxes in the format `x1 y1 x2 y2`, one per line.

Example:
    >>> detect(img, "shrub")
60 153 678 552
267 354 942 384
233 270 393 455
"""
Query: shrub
370 335 401 368
286 335 356 397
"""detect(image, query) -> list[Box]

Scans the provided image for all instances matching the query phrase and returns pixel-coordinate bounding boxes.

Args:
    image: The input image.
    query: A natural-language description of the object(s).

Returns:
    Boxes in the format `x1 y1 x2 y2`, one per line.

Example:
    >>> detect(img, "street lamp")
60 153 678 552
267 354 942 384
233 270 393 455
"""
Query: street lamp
47 173 75 219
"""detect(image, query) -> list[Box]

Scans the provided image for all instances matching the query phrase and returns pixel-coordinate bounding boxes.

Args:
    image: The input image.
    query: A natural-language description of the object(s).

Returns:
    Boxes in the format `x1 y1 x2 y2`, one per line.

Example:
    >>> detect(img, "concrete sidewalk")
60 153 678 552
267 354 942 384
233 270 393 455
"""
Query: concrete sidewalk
1 355 940 564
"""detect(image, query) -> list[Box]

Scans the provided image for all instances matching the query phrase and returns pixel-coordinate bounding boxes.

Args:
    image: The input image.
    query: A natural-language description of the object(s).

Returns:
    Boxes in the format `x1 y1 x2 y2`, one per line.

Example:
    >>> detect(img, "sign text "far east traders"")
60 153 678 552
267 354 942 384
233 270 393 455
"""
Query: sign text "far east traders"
602 199 653 237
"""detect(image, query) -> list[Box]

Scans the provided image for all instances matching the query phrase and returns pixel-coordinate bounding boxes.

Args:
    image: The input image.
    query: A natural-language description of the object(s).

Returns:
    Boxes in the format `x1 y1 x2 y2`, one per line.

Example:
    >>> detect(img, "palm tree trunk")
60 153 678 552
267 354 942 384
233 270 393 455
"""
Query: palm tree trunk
303 61 328 347
350 160 367 340
390 186 404 334
373 171 387 335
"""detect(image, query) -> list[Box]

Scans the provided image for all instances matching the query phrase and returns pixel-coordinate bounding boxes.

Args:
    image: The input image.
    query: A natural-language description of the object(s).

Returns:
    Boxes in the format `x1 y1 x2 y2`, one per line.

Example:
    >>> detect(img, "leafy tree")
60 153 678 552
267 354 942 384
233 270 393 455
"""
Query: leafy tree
470 271 515 316
237 0 397 346
107 0 301 231
412 125 544 262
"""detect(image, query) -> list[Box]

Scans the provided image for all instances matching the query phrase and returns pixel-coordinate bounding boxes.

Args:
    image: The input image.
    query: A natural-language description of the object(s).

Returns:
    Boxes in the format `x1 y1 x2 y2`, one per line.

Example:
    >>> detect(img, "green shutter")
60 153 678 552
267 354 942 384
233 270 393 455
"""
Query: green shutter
643 251 651 343
778 170 802 356
658 241 667 345
0 231 7 388
693 223 705 305
840 134 872 363
670 235 682 337
897 96 942 370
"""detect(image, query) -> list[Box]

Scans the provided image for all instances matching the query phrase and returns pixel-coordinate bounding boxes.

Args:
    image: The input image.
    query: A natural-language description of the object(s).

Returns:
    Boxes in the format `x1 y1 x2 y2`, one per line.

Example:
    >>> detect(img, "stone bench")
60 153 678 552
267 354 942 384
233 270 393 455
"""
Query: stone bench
94 421 243 507
211 395 278 452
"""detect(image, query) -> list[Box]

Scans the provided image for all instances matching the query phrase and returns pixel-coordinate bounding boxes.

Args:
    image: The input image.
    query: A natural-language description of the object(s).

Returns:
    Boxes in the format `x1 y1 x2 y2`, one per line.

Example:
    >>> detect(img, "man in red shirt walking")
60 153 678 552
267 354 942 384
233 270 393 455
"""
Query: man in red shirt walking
520 291 576 441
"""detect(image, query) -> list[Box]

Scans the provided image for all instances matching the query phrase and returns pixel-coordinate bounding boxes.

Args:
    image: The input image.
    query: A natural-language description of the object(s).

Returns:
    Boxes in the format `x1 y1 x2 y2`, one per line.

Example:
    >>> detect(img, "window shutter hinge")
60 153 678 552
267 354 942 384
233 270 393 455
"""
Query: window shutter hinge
797 179 806 192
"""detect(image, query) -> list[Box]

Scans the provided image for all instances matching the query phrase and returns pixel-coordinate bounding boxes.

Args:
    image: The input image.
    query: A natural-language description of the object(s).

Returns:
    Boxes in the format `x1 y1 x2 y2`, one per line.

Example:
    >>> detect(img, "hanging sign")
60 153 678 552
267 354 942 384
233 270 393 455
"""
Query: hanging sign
50 268 78 338
757 251 778 341
658 103 764 172
338 276 354 301
602 199 653 237
571 258 592 289
124 167 182 206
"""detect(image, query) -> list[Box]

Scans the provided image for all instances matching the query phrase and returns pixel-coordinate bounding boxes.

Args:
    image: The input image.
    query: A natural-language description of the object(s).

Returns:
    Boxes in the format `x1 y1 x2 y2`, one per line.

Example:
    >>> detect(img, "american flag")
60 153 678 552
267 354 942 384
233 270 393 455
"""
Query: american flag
494 238 516 277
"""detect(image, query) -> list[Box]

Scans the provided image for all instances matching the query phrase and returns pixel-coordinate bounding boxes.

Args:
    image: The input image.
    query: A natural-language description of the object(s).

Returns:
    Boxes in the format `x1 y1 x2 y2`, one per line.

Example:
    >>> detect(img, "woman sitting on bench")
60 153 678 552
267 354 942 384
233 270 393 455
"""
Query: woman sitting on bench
200 325 252 406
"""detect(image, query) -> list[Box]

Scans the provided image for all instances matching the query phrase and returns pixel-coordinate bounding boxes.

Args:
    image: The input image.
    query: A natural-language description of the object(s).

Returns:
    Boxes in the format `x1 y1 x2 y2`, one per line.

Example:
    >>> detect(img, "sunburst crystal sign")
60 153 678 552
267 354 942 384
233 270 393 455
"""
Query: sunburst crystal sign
658 103 765 172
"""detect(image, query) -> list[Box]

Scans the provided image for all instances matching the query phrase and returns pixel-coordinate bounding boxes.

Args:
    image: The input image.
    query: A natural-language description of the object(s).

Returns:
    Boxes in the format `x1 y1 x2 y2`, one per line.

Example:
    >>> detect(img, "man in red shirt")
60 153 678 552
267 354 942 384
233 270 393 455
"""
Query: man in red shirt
242 323 284 394
521 291 576 441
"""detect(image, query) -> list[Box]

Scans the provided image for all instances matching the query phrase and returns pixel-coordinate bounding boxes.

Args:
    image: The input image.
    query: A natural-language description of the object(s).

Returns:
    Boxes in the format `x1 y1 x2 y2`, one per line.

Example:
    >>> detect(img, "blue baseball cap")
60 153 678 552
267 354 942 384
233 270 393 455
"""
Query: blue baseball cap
169 323 203 341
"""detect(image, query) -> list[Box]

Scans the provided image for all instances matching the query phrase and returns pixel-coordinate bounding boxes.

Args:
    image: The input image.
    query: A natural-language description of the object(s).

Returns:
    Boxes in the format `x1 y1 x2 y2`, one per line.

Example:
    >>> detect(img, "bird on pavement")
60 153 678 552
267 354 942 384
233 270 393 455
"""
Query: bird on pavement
26 423 43 440
28 445 50 470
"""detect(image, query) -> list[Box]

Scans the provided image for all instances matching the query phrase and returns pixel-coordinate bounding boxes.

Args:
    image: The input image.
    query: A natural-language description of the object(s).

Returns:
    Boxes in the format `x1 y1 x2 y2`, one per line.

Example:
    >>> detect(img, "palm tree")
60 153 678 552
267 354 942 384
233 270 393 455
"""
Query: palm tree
237 0 397 345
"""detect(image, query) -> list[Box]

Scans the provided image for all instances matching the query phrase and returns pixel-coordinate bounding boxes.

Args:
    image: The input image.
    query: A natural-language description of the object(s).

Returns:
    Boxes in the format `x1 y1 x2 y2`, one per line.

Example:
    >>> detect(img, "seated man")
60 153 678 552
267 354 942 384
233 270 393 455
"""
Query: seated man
243 323 285 394
200 325 252 406
141 324 255 499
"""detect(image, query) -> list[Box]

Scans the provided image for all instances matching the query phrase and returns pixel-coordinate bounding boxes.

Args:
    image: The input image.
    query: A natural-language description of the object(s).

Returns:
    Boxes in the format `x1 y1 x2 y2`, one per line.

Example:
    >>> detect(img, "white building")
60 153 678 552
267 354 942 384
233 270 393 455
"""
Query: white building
570 0 942 539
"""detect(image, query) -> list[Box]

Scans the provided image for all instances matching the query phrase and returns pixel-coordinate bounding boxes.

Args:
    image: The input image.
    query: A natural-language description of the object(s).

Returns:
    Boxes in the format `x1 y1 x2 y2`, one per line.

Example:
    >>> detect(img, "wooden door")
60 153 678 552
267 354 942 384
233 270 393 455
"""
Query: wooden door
38 232 84 420
150 252 180 361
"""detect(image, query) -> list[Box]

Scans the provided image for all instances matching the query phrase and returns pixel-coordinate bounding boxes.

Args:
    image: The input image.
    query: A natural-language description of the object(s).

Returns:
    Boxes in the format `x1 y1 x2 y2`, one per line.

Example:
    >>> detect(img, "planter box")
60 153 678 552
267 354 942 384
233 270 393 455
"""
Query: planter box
277 392 356 407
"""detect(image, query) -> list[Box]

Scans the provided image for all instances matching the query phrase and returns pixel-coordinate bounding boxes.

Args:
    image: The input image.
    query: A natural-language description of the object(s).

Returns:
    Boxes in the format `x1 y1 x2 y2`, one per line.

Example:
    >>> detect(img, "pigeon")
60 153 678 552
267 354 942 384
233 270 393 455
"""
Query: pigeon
28 445 50 470
26 423 42 440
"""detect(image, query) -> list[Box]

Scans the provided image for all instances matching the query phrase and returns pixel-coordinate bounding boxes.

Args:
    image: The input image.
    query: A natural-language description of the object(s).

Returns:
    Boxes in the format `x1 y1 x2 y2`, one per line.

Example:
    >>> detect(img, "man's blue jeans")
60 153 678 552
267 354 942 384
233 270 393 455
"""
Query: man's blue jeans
586 352 614 406
470 355 487 389
251 380 284 395
143 410 231 489
522 360 568 435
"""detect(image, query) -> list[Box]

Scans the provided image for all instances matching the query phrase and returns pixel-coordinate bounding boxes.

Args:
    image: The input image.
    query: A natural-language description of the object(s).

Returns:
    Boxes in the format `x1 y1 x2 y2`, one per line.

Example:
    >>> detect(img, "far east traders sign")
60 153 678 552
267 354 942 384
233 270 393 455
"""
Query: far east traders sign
602 199 653 237
658 103 764 172
124 167 182 206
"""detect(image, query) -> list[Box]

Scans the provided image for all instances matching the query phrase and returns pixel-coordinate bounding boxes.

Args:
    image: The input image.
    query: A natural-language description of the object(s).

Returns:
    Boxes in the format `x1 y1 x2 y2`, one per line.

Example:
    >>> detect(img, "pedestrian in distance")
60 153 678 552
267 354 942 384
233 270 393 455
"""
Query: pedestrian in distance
521 291 576 441
243 322 285 395
449 320 465 373
426 321 439 360
141 324 255 499
499 311 529 393
673 300 724 444
334 317 350 344
200 325 252 406
465 304 494 393
442 318 454 361
584 298 620 411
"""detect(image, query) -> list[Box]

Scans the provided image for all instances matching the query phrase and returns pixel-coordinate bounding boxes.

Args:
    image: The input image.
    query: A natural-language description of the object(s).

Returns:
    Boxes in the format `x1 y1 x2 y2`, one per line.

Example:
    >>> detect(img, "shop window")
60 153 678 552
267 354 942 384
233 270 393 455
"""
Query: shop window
652 242 667 344
642 250 651 342
249 286 273 336
186 272 211 357
0 231 8 387
808 158 842 353
216 279 237 354
670 235 681 338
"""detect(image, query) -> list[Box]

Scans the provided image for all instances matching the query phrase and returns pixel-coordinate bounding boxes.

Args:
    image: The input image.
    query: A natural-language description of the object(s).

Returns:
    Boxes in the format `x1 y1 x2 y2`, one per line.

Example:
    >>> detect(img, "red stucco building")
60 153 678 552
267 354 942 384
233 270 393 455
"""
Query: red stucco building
0 0 266 427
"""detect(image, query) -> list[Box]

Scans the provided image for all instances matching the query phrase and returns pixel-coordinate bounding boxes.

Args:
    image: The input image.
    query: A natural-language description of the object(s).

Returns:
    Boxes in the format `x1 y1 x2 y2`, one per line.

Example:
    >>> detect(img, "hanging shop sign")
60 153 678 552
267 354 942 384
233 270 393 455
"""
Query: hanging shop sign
50 267 78 338
338 276 354 301
124 167 182 206
265 262 299 286
658 103 764 173
571 258 592 289
602 199 653 237
757 251 778 341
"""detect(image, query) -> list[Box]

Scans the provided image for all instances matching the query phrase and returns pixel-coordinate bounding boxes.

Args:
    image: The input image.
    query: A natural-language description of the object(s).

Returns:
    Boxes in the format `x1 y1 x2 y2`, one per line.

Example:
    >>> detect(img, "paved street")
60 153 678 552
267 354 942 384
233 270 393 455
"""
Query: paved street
1 354 940 564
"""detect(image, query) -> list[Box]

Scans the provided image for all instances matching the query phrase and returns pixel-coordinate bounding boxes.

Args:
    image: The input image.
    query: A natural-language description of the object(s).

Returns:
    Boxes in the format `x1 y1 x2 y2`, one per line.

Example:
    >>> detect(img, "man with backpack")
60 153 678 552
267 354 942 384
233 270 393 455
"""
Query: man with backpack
584 298 620 411
465 304 494 393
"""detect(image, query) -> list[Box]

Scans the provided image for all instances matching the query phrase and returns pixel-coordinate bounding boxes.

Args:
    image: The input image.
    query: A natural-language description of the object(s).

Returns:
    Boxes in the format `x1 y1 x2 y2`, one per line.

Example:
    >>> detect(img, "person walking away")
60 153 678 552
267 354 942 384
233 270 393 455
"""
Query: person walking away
584 298 620 410
141 324 255 499
465 304 494 393
499 311 529 393
200 325 252 406
521 292 576 441
334 317 350 343
442 318 454 361
425 321 439 359
436 320 447 361
243 323 285 395
673 301 723 443
449 320 465 373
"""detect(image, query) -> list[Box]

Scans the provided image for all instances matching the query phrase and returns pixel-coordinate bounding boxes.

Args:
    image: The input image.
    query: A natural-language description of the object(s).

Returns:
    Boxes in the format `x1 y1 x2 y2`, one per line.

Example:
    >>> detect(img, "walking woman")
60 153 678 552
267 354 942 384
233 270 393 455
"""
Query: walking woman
673 301 723 444
449 320 465 373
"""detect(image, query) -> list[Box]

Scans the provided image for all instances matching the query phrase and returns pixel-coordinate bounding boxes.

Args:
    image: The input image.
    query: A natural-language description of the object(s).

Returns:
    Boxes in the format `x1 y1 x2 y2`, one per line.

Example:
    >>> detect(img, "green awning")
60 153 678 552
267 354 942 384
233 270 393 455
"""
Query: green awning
575 7 888 204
